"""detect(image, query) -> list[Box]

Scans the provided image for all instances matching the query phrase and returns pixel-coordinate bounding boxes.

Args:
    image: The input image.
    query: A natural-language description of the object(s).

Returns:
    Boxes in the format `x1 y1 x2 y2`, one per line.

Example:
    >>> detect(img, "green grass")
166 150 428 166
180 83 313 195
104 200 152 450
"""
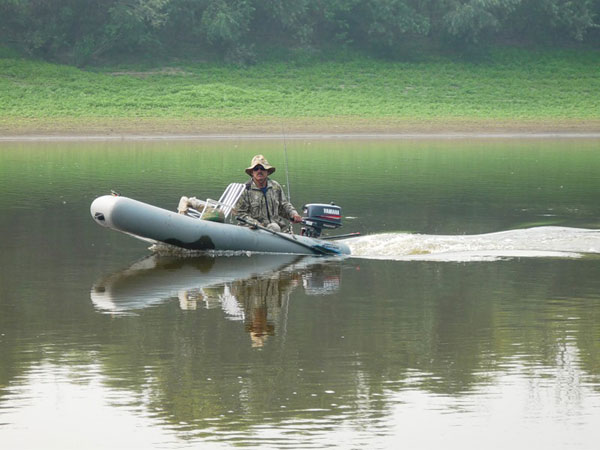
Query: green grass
0 48 599 131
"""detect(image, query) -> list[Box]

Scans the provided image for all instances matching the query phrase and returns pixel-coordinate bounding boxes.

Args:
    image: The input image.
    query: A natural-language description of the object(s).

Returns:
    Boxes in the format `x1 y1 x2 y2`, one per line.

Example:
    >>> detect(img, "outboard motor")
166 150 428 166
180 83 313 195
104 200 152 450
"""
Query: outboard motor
301 203 342 238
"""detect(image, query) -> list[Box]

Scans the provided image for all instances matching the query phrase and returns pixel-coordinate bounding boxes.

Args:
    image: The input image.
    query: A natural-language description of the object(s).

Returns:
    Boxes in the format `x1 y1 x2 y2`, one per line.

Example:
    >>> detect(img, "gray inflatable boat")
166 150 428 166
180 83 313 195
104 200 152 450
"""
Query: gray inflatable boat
90 195 351 256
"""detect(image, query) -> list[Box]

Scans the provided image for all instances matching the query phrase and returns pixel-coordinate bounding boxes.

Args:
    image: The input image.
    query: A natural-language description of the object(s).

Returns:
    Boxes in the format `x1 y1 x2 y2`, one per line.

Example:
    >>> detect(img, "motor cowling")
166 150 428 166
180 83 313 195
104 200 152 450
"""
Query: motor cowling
301 203 342 238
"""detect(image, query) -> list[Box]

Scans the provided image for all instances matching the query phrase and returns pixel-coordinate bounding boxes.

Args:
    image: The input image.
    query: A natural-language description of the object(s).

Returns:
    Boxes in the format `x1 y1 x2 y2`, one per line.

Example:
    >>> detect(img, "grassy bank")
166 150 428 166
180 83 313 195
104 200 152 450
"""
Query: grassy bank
1 49 599 135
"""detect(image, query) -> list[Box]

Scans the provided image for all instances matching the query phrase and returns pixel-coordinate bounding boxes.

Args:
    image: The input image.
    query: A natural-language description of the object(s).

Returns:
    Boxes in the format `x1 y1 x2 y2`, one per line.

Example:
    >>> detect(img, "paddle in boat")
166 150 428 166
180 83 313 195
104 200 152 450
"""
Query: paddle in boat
90 184 355 256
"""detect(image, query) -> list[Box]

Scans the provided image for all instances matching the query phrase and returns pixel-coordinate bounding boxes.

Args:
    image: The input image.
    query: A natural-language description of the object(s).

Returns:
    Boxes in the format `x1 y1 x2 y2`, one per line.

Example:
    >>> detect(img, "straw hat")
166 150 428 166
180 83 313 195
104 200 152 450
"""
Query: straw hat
245 154 276 176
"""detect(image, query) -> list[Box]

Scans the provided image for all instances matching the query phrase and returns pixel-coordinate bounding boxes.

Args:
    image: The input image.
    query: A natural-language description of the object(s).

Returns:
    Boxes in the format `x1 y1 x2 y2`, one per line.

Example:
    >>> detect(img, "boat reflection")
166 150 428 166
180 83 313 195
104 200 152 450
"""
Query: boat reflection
91 254 342 346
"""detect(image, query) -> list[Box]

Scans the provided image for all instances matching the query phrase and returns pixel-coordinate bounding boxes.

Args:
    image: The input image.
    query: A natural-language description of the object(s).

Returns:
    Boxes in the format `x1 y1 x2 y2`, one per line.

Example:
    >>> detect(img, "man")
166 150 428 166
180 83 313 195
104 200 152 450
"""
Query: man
236 154 302 232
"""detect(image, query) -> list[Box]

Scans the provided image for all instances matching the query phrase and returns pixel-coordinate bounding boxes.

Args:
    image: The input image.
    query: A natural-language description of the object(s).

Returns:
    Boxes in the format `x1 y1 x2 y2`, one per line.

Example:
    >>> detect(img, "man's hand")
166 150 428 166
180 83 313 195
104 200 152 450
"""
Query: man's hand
291 214 303 223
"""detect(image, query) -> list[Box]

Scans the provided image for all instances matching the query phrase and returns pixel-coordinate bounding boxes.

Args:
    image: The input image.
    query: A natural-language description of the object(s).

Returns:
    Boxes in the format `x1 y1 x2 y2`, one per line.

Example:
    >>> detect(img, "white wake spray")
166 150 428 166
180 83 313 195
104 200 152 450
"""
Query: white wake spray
344 226 600 262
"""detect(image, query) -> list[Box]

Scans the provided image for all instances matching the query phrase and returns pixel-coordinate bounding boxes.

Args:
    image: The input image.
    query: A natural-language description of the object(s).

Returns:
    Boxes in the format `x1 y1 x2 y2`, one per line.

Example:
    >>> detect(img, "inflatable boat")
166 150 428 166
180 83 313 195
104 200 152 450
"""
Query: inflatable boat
90 194 351 256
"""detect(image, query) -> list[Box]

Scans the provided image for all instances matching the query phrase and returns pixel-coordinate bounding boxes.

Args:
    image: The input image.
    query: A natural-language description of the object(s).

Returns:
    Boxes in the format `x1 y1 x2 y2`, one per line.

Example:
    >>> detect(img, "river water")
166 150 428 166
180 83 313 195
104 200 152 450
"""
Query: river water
1 137 599 449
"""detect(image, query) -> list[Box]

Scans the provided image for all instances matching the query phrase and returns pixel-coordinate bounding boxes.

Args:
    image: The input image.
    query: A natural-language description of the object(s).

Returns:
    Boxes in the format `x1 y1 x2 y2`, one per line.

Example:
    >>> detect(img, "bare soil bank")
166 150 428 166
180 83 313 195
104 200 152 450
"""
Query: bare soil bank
1 117 600 139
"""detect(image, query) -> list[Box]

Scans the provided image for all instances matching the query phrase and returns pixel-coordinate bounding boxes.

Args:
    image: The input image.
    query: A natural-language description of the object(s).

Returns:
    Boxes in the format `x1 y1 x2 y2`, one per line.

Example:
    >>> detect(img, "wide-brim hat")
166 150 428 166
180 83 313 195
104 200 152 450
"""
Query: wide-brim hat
245 154 276 176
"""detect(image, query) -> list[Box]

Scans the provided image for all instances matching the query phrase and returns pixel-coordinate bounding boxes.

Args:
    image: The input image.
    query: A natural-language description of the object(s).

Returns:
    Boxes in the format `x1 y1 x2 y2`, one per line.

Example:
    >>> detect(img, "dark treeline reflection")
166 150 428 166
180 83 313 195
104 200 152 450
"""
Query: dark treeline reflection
2 254 599 433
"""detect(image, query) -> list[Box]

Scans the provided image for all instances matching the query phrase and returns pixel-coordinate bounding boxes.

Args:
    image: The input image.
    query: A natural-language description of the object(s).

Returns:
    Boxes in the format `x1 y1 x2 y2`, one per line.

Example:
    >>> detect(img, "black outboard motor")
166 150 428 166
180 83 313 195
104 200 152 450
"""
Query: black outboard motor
301 203 342 238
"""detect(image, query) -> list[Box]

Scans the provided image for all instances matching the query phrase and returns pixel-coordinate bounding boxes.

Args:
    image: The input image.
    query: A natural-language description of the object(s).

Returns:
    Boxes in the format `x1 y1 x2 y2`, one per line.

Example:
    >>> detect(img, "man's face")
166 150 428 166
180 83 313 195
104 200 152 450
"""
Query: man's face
252 165 267 185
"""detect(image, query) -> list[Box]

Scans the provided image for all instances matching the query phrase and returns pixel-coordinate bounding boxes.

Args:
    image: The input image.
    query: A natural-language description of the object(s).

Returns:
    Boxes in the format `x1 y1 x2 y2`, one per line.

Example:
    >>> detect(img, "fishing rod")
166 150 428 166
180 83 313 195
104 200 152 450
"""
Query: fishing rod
279 123 361 242
281 124 292 201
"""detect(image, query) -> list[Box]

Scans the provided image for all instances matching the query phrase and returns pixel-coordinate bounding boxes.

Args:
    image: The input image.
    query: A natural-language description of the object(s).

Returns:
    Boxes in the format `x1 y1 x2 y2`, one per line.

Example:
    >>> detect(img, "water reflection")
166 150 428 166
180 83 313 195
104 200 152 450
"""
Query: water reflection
2 139 600 449
91 254 342 347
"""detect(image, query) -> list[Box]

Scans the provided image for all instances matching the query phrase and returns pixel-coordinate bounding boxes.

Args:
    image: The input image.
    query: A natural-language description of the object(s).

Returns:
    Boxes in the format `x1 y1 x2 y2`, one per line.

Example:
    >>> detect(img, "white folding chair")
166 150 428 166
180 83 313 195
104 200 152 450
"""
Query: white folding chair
187 183 245 221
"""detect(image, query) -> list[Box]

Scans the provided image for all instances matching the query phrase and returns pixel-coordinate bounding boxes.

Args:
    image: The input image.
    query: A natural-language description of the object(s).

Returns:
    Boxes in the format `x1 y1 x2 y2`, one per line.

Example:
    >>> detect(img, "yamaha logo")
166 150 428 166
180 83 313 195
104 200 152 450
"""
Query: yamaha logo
324 208 338 214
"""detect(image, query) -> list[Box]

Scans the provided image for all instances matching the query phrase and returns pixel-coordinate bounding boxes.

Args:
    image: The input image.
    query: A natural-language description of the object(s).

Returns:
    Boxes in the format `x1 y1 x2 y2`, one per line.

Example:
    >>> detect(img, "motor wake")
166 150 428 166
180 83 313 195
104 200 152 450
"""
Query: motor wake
344 226 600 262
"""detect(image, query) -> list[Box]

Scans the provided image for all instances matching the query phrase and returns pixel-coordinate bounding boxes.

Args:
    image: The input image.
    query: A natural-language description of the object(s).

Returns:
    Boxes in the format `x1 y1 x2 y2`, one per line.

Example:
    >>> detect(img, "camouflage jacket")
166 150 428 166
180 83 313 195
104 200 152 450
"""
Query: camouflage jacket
235 179 298 230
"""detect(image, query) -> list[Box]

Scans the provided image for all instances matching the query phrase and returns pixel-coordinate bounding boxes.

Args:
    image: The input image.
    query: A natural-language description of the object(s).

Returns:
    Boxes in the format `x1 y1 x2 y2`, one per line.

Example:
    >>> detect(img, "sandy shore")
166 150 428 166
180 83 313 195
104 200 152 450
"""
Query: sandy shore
1 117 600 140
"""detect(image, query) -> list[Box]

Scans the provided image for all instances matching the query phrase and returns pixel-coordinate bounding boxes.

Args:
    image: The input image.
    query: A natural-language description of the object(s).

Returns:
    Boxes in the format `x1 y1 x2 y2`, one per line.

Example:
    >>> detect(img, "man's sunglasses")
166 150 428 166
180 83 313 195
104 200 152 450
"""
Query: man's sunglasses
253 166 266 171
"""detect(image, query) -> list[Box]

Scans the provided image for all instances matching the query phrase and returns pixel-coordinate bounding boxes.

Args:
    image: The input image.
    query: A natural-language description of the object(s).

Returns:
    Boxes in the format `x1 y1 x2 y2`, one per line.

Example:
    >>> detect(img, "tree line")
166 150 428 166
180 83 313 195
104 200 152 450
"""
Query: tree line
1 0 598 66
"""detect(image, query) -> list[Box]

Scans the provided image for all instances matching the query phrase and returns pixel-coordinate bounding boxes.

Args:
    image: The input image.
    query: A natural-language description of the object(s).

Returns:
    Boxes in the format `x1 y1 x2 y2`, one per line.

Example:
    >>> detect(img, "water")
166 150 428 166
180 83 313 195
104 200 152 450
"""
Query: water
1 138 600 449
